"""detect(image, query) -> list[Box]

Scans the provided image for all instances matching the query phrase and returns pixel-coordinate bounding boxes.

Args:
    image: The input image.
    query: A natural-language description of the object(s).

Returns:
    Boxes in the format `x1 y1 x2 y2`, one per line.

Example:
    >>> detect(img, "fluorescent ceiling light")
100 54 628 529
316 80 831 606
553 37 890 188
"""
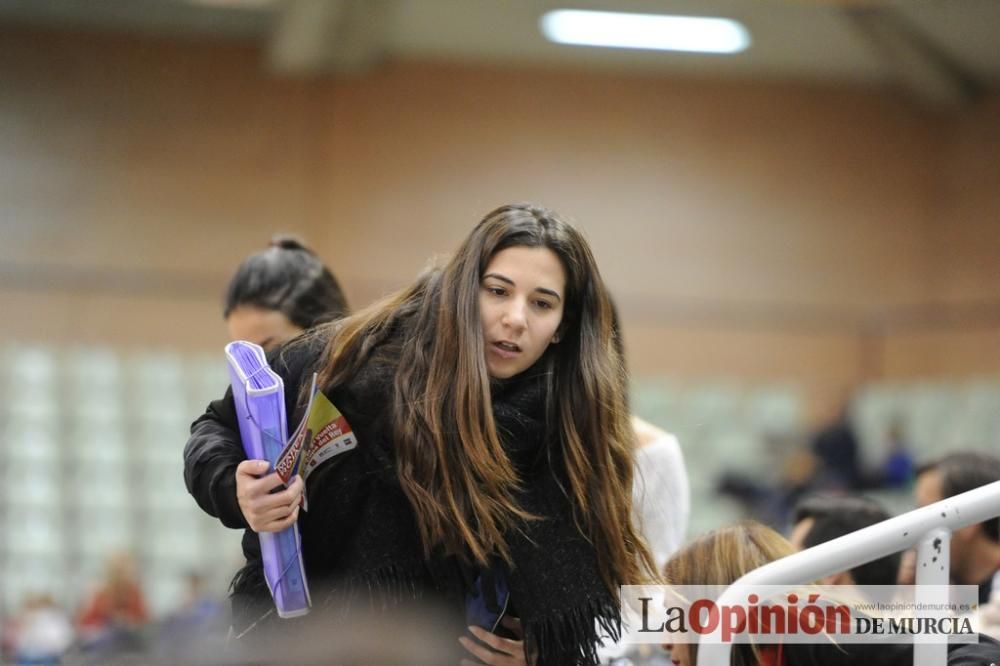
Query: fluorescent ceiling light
540 9 751 54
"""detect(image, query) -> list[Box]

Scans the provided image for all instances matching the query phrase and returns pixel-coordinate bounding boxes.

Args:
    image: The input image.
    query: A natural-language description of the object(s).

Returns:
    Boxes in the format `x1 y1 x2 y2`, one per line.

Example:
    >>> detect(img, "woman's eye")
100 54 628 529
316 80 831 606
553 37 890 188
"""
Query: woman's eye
535 300 553 310
487 286 506 296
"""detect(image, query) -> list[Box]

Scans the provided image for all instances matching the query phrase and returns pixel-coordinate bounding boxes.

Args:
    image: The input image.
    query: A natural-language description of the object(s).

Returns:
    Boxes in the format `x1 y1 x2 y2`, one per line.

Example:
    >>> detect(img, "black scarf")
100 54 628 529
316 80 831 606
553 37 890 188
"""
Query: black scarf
233 330 620 664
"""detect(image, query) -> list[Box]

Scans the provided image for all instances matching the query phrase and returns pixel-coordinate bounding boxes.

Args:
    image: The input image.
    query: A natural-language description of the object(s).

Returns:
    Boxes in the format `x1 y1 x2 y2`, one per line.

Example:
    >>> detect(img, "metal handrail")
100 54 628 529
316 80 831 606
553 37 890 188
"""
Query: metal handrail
697 480 1000 666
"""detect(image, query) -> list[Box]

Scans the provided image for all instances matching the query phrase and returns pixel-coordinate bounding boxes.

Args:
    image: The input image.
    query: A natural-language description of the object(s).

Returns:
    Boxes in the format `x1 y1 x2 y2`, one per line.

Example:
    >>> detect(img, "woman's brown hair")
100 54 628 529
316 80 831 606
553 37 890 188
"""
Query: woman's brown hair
312 203 655 593
664 522 797 665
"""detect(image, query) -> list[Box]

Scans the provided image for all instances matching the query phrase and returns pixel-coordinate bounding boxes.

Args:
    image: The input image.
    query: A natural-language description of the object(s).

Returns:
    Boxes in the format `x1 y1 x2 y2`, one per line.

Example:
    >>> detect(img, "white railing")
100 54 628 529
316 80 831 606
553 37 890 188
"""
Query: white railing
697 480 1000 666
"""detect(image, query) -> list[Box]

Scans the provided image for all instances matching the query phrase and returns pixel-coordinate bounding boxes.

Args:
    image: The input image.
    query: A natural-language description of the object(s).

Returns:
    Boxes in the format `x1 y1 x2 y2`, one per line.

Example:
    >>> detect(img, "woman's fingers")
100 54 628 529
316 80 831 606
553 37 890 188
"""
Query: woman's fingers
257 504 300 533
244 474 302 507
235 463 304 531
256 500 300 524
468 626 522 656
235 461 274 501
236 459 270 477
254 475 302 507
245 472 281 496
458 636 511 666
458 625 526 665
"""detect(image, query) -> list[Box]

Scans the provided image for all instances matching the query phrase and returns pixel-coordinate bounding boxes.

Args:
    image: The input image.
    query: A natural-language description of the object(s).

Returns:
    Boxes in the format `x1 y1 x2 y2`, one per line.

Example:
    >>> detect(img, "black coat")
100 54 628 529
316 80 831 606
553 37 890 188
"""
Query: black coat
184 328 621 664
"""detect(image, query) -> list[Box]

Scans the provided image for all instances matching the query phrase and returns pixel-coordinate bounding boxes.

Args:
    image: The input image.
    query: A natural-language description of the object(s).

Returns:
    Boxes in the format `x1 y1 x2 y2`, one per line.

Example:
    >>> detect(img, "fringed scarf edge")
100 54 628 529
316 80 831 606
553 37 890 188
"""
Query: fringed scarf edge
524 595 621 665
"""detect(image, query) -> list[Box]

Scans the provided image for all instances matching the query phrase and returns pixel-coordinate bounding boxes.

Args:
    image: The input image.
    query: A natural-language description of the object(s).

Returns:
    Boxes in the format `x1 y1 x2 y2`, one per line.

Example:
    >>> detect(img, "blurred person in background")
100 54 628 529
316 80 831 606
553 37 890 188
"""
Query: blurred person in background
184 236 350 635
610 304 689 568
152 571 226 662
718 394 897 528
597 312 689 665
802 404 911 495
186 204 659 664
809 399 864 492
159 571 225 636
901 451 1000 638
911 452 1000 591
6 593 74 665
631 415 689 571
788 494 900 586
76 552 148 651
661 521 799 666
878 419 914 489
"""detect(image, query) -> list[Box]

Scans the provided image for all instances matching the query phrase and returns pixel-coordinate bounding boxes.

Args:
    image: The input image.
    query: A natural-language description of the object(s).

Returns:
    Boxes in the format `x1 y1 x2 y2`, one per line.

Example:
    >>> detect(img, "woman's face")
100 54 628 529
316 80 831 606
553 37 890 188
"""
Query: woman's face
479 246 566 379
226 304 303 351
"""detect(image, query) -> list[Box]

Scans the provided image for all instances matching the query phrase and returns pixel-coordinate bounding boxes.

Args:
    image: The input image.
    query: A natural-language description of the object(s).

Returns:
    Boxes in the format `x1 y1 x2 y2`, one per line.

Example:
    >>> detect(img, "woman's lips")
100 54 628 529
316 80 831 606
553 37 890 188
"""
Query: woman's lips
491 341 521 359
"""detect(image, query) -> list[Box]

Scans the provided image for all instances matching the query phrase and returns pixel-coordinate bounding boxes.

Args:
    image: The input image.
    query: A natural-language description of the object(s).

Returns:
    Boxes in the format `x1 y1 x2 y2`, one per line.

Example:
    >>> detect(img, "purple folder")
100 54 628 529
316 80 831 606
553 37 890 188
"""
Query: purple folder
225 341 311 619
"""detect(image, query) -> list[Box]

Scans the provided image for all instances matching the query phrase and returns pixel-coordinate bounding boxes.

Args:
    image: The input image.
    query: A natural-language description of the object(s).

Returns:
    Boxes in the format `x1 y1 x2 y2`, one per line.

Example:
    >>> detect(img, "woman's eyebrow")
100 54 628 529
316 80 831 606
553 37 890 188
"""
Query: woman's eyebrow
482 272 514 285
483 273 562 302
535 288 562 302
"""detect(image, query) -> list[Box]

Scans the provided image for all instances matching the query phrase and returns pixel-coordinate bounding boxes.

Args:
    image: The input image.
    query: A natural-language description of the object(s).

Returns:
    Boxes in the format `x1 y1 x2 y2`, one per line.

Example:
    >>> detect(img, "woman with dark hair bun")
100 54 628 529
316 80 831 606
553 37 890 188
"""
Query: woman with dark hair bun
223 236 349 350
185 204 657 664
185 236 351 639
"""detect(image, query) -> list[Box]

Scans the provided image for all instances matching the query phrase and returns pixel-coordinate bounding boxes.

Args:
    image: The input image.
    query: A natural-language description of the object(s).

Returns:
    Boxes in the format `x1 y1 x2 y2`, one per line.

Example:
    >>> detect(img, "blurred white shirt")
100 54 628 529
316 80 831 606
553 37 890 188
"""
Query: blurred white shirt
598 419 689 664
631 417 690 569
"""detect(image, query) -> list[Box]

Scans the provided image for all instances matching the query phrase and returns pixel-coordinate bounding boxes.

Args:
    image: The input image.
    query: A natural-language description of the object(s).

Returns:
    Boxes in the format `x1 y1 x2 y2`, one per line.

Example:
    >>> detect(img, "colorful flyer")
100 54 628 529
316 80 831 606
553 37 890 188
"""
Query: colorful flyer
273 373 358 508
300 392 357 480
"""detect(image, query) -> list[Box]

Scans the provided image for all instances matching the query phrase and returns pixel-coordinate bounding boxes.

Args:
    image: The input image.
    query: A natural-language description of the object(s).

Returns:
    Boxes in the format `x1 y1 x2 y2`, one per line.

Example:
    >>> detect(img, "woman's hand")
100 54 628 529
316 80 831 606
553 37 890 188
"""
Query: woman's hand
235 460 304 532
459 617 530 666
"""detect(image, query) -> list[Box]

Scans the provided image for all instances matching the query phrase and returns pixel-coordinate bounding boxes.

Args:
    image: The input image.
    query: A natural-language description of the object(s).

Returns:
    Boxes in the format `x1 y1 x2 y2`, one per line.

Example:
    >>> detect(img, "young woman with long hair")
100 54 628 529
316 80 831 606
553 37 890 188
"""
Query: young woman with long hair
185 204 657 664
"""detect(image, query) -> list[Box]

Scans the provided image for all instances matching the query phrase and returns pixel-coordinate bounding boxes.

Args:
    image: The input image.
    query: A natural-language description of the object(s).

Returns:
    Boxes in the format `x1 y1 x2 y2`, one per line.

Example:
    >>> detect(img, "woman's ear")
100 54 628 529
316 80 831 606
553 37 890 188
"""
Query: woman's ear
551 331 562 344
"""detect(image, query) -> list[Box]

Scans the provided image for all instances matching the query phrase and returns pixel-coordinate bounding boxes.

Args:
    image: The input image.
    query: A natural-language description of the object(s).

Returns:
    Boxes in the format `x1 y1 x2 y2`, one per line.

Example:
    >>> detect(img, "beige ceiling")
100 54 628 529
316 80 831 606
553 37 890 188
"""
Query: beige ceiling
2 0 998 108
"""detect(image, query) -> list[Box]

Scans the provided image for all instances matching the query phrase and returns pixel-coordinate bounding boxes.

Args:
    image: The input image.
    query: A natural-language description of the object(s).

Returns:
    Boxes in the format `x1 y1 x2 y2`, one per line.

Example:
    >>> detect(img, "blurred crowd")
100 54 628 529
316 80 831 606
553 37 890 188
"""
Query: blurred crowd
1 554 225 665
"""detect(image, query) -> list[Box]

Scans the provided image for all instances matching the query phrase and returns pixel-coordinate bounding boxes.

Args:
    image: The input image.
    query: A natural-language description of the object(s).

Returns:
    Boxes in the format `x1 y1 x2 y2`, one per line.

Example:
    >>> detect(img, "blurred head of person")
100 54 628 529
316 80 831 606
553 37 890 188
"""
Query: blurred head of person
105 551 139 589
789 494 900 586
224 236 348 350
915 451 1000 585
661 521 797 666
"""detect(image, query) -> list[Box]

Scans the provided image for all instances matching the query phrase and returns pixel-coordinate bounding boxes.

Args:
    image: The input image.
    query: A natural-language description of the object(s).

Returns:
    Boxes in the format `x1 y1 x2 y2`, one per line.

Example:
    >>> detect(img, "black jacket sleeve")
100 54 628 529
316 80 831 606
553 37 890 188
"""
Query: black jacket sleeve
184 387 249 529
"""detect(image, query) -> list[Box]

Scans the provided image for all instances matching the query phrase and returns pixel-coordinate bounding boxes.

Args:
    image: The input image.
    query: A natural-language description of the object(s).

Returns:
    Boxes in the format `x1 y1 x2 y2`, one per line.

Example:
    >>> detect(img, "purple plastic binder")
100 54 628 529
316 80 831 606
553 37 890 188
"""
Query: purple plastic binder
225 341 311 619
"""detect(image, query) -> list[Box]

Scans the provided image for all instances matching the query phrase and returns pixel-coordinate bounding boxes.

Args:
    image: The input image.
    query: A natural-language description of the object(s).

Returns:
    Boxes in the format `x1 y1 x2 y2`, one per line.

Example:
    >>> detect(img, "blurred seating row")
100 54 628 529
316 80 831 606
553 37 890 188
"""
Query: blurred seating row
852 380 1000 467
0 344 242 616
631 376 1000 537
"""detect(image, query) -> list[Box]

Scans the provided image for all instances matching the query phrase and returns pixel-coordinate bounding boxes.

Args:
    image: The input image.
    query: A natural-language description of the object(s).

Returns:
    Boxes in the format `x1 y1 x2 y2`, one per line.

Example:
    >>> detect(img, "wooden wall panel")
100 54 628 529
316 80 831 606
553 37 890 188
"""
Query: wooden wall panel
1 27 997 418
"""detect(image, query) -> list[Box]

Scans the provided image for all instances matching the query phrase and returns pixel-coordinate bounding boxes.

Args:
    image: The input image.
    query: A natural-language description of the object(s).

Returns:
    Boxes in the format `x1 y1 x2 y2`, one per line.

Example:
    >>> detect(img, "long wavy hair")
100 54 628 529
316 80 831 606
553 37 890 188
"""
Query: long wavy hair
312 203 655 593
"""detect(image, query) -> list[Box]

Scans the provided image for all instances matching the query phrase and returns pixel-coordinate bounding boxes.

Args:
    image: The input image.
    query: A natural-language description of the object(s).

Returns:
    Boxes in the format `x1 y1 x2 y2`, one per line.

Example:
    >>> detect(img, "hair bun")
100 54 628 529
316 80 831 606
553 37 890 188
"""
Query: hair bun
269 235 313 254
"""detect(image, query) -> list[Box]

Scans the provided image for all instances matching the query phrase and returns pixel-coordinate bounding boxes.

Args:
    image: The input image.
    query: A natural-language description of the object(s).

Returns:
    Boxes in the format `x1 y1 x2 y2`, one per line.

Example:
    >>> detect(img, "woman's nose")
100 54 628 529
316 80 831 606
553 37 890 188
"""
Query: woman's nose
501 300 527 329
